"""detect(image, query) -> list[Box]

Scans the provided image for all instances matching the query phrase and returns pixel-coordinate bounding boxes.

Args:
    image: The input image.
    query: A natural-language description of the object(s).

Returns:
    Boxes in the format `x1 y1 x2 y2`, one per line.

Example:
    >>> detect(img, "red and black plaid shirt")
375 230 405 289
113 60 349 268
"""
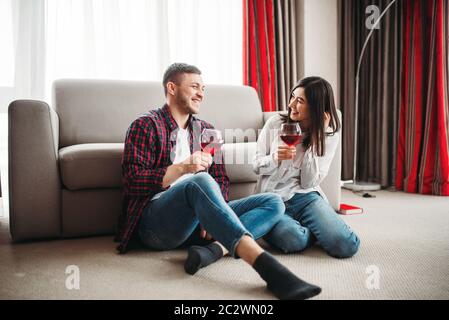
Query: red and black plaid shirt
115 104 230 253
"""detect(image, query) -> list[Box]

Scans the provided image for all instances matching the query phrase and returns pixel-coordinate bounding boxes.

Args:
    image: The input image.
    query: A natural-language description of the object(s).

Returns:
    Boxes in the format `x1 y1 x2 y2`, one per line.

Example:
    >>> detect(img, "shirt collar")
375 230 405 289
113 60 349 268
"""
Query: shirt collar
161 104 197 131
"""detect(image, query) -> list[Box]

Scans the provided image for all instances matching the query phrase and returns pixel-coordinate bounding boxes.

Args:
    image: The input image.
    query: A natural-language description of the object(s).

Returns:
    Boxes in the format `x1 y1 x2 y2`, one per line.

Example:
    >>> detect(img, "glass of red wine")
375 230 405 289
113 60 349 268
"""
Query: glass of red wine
280 123 302 147
200 129 224 156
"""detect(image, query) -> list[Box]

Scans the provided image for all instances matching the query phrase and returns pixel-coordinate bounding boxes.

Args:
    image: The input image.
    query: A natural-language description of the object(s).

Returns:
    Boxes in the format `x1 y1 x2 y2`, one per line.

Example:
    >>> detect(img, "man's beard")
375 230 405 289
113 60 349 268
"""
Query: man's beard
176 95 198 114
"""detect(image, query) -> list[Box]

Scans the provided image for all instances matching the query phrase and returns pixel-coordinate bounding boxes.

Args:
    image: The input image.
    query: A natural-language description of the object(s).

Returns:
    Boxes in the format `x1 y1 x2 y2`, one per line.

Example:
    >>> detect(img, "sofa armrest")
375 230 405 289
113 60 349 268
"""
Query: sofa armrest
8 100 61 241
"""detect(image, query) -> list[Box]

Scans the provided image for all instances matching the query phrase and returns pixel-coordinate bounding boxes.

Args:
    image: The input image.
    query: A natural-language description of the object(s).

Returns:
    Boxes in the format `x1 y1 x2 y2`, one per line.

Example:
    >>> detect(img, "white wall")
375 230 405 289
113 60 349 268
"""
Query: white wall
299 0 339 104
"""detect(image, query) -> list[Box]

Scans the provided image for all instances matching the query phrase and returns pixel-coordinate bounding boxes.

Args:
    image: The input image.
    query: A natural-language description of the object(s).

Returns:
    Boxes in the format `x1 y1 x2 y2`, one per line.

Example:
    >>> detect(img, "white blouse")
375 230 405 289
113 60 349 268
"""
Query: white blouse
253 113 340 202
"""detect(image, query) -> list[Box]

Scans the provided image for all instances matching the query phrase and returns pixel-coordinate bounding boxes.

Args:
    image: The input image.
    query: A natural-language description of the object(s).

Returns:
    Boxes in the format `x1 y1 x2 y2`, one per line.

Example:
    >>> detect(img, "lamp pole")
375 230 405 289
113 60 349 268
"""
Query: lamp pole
343 0 398 192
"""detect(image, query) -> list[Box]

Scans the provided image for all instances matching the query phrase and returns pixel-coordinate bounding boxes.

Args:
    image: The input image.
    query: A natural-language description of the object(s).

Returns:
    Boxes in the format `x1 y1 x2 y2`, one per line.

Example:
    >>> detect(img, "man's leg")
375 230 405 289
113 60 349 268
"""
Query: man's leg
139 172 251 253
184 193 285 274
140 173 321 299
229 193 285 238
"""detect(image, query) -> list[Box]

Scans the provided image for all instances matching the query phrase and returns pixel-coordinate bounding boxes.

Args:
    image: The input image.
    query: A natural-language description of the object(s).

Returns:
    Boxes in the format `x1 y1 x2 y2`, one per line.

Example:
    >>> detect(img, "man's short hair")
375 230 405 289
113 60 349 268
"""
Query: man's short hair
162 63 202 96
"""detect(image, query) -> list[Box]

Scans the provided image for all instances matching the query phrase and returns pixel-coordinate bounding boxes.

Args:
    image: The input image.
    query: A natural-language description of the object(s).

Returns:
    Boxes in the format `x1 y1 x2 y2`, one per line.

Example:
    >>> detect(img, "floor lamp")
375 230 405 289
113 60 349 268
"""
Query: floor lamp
343 0 398 192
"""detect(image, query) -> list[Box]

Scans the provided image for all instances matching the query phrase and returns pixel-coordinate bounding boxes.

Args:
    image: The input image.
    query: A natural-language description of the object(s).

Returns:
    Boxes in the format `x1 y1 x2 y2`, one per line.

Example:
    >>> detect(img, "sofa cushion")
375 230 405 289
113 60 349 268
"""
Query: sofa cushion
223 142 258 183
59 143 124 190
59 142 258 190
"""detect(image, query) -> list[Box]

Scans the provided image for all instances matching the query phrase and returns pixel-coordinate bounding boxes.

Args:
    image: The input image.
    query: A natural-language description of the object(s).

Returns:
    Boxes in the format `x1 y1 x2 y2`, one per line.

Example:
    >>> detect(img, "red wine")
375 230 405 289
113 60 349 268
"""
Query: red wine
201 141 223 156
280 134 302 147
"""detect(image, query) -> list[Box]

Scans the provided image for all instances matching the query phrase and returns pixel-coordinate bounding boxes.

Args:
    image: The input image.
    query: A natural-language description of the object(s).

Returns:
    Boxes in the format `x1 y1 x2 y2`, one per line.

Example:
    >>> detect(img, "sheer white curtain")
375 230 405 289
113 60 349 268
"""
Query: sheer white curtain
0 0 46 112
1 0 242 110
0 0 242 217
44 0 243 100
0 0 14 88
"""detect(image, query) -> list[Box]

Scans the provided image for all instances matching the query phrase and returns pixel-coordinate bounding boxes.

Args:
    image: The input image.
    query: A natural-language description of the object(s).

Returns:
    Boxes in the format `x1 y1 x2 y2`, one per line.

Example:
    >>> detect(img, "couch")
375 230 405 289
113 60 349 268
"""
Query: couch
8 79 341 242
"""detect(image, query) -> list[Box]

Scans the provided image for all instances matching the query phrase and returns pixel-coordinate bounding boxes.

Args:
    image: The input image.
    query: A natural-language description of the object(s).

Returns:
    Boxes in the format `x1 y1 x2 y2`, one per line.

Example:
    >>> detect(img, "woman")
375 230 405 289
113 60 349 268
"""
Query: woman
253 77 360 258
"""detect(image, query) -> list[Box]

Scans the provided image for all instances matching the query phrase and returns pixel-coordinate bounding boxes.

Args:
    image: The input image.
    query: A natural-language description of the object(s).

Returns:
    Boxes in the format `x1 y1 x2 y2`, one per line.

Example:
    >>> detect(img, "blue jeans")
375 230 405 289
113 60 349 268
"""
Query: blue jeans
138 172 285 257
264 192 360 258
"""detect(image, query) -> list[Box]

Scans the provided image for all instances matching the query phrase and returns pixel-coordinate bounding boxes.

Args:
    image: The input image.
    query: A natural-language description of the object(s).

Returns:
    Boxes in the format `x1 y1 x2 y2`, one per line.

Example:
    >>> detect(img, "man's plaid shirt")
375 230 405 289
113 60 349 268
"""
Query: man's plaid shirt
115 104 230 253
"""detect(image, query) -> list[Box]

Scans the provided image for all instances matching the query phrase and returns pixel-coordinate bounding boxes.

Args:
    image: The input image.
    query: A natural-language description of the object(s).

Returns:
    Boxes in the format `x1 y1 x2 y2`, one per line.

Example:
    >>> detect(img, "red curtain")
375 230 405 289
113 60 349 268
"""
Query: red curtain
243 0 277 112
396 0 449 195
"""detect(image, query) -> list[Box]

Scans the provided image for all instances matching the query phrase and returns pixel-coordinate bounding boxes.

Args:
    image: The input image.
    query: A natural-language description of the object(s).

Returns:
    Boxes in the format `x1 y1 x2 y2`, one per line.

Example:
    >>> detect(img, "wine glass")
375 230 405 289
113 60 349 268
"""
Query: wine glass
200 129 224 156
280 123 302 147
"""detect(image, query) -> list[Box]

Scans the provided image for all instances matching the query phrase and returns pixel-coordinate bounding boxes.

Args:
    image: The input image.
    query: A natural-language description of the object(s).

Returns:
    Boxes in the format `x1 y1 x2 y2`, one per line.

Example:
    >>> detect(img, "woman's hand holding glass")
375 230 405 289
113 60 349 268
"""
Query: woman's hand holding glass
274 123 302 164
274 145 297 164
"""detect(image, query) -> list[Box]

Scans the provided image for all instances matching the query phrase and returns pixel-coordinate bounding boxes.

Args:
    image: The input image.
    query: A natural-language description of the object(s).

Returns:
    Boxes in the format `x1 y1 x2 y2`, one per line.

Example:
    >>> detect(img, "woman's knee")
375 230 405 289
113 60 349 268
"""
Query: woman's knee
303 195 360 258
264 218 311 253
325 232 360 259
261 193 285 220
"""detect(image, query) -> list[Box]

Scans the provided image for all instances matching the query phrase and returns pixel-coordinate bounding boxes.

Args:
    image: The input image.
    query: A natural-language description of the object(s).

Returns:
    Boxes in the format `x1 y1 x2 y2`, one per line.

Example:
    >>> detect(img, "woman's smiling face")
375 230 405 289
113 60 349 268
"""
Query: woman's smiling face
289 87 310 122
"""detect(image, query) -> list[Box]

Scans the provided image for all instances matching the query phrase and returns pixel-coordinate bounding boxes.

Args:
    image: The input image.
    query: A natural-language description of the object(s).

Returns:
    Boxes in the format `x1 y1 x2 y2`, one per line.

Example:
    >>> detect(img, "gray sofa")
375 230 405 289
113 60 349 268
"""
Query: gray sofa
8 79 341 242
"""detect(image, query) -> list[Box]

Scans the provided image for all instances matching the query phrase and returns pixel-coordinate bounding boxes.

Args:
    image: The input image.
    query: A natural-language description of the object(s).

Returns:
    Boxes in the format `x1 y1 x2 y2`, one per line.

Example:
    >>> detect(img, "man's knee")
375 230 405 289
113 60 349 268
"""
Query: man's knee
189 172 216 188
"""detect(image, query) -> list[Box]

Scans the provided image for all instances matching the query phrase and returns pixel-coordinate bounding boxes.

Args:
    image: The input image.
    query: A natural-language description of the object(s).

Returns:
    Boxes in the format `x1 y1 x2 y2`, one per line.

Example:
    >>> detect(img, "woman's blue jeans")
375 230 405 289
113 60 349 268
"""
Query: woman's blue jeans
138 172 285 257
264 192 360 258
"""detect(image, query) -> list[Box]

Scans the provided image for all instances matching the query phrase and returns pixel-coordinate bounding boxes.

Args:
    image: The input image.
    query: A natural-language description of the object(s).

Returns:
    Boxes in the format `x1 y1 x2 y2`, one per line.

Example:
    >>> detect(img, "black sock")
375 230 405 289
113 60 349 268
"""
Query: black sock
184 243 224 275
253 252 321 300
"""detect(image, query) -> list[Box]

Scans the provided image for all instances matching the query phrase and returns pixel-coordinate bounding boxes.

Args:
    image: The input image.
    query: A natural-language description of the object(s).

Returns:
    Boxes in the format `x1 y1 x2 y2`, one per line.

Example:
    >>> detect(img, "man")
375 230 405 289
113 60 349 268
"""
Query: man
115 63 321 300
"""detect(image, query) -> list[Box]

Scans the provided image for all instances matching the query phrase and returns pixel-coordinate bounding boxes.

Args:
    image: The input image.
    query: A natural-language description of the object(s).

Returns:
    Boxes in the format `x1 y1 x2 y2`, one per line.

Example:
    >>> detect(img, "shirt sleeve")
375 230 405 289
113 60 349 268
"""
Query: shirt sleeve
300 131 340 189
122 118 169 197
253 115 281 175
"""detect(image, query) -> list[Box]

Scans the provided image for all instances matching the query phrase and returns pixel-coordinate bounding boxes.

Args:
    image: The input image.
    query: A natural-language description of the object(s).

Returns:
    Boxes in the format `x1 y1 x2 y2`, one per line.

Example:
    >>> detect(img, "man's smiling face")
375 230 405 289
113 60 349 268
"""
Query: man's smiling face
173 73 205 115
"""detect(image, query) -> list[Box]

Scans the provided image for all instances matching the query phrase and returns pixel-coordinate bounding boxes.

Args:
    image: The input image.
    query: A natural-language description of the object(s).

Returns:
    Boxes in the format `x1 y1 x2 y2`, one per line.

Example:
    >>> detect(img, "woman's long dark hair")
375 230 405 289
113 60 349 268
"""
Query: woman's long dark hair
281 77 341 157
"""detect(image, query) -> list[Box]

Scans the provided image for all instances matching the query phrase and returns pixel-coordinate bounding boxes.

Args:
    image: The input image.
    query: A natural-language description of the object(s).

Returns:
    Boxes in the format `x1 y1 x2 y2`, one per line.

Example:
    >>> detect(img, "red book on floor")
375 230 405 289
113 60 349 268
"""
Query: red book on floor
338 203 364 215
